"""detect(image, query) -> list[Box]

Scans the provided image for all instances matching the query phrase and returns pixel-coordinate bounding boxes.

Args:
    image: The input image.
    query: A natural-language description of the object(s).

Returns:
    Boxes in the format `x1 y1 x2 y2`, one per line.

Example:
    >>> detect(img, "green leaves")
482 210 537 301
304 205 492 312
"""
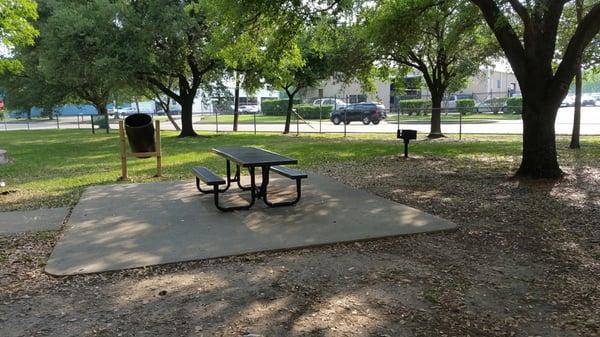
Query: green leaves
0 0 38 73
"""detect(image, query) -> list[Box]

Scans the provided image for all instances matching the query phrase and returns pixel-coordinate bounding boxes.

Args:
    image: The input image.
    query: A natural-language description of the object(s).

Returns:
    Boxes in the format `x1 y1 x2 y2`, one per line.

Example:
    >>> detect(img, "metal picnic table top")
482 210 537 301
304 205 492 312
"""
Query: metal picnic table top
212 147 298 167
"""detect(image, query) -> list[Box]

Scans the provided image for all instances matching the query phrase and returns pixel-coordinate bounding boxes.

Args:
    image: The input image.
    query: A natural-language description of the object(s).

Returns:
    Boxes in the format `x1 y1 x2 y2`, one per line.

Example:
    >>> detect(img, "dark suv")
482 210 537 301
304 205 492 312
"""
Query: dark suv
330 102 386 125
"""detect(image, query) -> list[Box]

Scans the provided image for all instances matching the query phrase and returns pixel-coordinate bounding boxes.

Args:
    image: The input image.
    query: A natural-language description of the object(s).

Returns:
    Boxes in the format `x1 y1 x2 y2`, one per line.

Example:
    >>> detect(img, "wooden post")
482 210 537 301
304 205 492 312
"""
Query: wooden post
155 120 162 177
118 120 128 181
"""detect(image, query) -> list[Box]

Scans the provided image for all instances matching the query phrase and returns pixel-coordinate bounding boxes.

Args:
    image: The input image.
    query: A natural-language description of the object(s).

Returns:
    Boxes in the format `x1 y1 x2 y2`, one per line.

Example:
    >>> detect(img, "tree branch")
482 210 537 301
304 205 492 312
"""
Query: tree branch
552 2 600 94
470 0 527 79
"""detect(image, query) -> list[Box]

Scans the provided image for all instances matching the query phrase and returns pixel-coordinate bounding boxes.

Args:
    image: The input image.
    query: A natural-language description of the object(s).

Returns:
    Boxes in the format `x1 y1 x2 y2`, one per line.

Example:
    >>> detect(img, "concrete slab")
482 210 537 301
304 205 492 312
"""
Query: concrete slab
0 208 68 234
46 174 457 275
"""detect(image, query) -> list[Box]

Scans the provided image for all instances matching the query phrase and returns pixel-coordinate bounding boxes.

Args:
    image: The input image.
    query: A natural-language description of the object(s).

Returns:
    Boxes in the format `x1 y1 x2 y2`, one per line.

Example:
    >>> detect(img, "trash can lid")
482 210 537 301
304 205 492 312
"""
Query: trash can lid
124 113 152 128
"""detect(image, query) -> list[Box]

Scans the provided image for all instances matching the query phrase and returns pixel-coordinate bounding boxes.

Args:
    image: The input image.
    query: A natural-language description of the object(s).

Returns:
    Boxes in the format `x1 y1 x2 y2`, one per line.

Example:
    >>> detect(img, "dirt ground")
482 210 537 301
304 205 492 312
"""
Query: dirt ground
1 152 599 337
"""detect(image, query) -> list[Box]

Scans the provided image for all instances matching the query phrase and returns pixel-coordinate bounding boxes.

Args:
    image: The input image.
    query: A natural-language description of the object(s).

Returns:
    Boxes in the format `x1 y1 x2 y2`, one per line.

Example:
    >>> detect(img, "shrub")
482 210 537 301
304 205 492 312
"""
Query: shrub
261 99 300 116
398 99 431 116
456 99 475 115
295 104 334 119
505 97 523 114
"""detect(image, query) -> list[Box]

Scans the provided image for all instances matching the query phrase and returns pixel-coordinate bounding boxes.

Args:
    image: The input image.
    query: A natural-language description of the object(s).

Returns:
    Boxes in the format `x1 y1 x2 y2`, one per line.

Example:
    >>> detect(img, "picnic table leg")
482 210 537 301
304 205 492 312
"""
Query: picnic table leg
262 168 303 207
233 164 255 191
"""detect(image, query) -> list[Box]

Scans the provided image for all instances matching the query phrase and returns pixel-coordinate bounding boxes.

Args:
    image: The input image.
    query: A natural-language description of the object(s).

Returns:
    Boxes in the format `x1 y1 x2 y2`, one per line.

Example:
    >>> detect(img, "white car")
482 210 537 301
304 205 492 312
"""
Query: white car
313 98 347 109
561 95 575 107
239 104 259 113
117 107 137 116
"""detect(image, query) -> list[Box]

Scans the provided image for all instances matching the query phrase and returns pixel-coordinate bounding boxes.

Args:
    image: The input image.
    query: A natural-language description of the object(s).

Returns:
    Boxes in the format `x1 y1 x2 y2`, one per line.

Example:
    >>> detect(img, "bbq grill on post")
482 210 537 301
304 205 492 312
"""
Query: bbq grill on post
397 129 417 158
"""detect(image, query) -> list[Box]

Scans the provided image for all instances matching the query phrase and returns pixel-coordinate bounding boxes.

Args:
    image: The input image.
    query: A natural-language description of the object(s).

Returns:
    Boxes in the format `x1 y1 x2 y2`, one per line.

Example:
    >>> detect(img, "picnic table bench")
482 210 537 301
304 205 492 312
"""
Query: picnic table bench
192 147 307 211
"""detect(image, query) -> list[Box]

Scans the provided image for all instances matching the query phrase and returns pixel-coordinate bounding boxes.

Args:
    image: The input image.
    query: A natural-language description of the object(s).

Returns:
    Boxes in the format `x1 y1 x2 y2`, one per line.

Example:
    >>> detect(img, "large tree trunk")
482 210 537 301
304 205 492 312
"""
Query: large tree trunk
283 94 295 135
95 102 108 118
428 93 444 138
570 66 582 149
233 76 240 132
178 95 197 137
516 97 562 178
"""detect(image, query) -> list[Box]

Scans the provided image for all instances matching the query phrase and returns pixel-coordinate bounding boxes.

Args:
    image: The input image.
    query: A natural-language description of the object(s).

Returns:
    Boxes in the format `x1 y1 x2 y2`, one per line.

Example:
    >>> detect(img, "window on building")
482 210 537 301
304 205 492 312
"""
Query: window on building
497 79 501 89
348 94 367 104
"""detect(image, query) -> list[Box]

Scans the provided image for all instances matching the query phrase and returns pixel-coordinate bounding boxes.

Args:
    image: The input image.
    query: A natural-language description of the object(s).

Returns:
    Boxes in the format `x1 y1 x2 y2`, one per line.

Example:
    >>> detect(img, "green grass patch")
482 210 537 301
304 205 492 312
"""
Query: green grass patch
0 129 598 211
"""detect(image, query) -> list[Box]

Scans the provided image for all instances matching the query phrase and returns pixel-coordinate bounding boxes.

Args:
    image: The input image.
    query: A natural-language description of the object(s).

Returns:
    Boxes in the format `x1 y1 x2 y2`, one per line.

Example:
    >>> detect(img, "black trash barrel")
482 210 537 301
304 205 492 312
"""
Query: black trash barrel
125 113 155 157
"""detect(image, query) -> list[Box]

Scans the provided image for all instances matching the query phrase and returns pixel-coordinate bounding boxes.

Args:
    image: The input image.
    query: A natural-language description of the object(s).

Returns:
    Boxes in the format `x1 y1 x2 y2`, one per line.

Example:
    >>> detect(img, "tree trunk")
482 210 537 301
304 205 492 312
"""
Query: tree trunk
95 102 108 118
165 109 181 131
283 94 295 135
570 66 582 149
570 0 584 150
428 93 444 138
233 76 240 132
516 97 563 178
178 95 198 137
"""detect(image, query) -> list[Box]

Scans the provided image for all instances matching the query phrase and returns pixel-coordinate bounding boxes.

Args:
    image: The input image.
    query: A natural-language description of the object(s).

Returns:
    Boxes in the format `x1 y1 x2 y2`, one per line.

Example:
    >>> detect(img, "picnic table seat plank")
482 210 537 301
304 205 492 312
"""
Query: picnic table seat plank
193 166 255 212
271 165 308 179
192 166 226 185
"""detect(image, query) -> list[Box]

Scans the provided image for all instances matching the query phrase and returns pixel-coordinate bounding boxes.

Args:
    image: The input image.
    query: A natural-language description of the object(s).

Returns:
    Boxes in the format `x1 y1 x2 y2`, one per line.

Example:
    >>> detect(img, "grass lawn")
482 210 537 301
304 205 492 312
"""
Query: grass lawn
0 129 598 212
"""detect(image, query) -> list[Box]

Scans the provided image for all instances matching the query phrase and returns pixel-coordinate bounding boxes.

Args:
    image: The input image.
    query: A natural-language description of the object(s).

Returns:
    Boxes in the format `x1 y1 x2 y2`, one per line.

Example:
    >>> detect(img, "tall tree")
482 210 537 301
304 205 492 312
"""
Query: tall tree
122 0 224 137
39 0 128 117
365 0 498 138
470 0 600 178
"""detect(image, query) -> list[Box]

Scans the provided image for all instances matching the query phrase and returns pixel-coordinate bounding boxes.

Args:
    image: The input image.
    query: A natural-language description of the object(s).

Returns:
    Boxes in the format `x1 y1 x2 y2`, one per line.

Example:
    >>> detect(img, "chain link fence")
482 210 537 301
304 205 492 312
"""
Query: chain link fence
2 91 599 137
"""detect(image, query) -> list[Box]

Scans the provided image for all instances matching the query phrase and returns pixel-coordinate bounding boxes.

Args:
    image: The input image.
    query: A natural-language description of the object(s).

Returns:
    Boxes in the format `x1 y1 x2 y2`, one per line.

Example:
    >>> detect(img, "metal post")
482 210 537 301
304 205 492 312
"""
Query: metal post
397 100 401 130
319 100 322 133
215 109 219 134
27 118 30 130
77 114 80 129
56 114 59 129
459 109 462 140
296 109 299 136
253 109 257 135
344 94 348 137
2 115 6 131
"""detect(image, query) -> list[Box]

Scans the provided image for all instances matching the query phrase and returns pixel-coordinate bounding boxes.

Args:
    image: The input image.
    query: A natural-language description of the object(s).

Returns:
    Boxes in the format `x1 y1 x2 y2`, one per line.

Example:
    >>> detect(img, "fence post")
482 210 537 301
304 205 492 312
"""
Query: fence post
77 114 81 129
91 115 95 134
459 109 462 140
319 100 322 133
56 114 60 129
344 94 348 137
215 110 219 134
296 109 299 136
253 109 257 135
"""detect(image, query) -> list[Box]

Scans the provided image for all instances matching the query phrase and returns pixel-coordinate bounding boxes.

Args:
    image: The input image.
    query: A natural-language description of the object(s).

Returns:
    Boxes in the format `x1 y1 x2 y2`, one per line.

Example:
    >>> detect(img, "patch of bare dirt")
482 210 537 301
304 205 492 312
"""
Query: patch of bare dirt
1 154 599 337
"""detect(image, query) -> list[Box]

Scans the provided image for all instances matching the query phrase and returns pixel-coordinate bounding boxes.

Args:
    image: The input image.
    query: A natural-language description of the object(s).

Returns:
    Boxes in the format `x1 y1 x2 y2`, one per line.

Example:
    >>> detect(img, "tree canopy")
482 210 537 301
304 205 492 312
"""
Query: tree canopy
365 0 498 137
0 0 38 73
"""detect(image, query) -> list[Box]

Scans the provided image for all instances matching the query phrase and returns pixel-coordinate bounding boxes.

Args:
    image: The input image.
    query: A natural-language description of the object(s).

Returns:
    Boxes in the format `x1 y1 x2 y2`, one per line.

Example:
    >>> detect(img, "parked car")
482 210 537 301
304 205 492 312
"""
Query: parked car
117 106 137 116
313 98 347 109
442 94 473 110
475 98 507 113
330 102 386 125
561 95 575 107
582 95 597 106
239 104 259 114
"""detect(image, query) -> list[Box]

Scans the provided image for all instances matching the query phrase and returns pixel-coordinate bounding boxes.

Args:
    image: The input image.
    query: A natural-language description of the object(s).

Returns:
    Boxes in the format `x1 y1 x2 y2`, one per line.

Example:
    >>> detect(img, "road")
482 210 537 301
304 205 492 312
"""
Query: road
1 106 599 135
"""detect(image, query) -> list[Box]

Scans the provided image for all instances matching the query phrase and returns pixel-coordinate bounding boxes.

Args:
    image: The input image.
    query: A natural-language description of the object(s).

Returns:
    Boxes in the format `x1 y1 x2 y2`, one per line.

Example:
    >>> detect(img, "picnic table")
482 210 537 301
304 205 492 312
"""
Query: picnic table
192 147 307 211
